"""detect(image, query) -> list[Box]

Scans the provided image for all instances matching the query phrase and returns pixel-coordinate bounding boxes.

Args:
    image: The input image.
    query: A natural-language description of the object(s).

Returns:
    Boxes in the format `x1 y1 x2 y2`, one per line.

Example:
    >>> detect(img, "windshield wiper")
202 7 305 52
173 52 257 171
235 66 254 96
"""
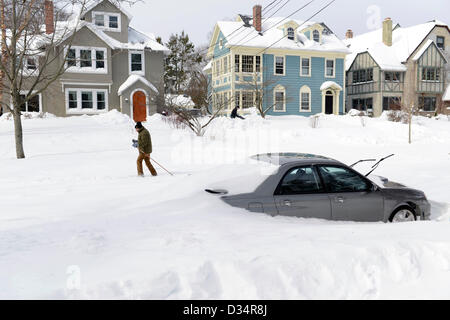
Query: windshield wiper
350 159 377 168
365 154 395 177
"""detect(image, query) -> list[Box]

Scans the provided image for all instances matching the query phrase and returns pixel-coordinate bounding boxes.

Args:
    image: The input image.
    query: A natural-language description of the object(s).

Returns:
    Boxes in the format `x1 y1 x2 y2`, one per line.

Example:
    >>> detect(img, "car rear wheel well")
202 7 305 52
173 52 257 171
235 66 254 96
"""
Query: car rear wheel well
389 205 417 222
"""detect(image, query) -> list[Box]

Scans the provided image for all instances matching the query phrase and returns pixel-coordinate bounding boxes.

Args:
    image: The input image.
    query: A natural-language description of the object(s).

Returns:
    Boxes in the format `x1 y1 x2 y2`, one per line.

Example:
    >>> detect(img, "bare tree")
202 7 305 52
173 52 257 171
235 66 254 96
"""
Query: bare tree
164 88 229 136
0 0 137 159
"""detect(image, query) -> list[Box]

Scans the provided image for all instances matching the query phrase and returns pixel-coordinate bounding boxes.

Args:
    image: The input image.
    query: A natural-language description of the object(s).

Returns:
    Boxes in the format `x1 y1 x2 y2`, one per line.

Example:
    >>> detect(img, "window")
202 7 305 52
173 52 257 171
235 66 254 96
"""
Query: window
318 166 372 193
301 58 310 76
437 36 445 50
353 69 374 83
97 92 106 110
68 91 77 109
219 39 224 49
274 87 285 112
383 97 401 111
92 12 121 31
325 59 335 77
235 55 240 72
419 96 437 112
80 50 92 68
300 86 311 112
19 94 40 112
96 51 105 69
81 91 93 109
223 56 228 75
422 67 441 81
67 49 76 67
352 98 373 111
130 51 144 74
66 47 107 73
275 56 284 75
242 91 253 109
242 55 254 73
94 14 105 27
256 56 261 72
313 30 320 43
66 89 108 113
26 58 37 70
287 27 295 40
235 91 240 108
276 167 323 195
385 71 401 82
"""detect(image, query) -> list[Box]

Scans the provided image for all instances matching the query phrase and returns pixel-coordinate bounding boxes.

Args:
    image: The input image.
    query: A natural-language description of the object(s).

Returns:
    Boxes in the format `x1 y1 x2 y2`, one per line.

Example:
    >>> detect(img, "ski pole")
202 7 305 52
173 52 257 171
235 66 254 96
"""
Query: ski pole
151 157 174 176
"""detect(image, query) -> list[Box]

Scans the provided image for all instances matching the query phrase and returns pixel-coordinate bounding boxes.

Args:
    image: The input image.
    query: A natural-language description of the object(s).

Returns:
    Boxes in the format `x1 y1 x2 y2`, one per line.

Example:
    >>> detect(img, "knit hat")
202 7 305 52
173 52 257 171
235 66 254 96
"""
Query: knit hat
135 122 143 129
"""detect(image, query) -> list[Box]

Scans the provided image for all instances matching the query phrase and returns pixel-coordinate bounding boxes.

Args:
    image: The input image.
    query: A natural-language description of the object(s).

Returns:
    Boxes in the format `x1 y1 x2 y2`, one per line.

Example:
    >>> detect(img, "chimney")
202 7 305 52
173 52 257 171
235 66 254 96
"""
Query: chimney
45 0 54 35
345 29 353 39
382 17 393 47
253 5 262 33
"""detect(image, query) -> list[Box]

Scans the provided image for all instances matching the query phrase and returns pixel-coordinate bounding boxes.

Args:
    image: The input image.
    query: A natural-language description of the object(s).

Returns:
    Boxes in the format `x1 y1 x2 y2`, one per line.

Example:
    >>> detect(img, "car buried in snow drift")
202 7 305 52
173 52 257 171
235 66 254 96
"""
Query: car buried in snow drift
205 153 431 223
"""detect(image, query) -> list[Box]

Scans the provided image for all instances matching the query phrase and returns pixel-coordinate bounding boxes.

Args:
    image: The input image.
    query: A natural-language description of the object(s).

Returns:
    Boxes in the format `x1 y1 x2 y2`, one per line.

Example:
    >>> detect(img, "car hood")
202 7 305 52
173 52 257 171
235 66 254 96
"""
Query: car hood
369 176 426 199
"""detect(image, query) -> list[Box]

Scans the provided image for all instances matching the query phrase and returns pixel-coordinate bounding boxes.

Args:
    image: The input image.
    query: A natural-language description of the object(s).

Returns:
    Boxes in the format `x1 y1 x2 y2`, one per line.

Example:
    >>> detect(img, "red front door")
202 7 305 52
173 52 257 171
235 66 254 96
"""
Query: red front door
133 91 147 122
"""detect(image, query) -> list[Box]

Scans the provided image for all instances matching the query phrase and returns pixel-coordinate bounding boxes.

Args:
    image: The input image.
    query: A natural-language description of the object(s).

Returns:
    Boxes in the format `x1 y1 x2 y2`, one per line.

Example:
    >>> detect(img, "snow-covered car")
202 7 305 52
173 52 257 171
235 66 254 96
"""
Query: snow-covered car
206 153 431 223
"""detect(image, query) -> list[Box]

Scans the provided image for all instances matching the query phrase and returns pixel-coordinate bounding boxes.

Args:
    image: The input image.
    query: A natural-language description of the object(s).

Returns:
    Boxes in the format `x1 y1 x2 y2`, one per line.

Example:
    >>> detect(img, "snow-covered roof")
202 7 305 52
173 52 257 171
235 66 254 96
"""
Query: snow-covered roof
165 94 196 108
203 61 212 72
444 85 450 101
80 0 133 19
345 20 448 71
215 17 349 54
320 81 343 91
118 75 158 96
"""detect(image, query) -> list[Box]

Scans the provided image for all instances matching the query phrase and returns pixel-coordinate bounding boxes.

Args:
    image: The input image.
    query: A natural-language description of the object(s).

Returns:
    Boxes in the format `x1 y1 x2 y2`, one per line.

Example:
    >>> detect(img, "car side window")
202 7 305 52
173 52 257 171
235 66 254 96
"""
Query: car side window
318 166 371 193
276 166 323 195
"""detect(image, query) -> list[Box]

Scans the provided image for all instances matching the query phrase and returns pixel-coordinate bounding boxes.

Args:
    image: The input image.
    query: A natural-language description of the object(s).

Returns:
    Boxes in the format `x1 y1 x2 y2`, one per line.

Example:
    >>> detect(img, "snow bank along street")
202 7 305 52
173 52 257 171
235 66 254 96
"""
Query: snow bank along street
1 111 450 299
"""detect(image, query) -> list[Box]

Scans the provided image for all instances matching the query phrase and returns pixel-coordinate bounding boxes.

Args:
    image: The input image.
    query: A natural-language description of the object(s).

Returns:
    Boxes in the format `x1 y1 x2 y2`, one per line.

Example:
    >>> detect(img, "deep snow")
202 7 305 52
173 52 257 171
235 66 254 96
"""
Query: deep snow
0 110 449 299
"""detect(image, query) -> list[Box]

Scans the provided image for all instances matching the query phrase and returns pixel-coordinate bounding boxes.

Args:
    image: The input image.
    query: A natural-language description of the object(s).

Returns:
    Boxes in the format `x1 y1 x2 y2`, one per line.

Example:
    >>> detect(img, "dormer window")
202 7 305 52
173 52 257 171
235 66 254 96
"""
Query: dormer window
287 27 295 40
93 11 121 32
313 30 320 43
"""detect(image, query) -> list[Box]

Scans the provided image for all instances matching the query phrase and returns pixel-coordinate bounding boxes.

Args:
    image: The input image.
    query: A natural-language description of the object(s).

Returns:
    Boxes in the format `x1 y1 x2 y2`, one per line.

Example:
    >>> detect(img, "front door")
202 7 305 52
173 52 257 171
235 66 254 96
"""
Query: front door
133 91 147 122
317 165 385 222
274 166 332 220
325 94 333 114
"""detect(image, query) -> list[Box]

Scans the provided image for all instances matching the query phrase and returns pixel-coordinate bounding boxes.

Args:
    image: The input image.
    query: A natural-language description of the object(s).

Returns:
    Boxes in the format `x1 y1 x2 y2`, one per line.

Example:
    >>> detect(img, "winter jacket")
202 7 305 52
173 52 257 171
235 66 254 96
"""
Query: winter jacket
231 107 238 119
138 127 152 154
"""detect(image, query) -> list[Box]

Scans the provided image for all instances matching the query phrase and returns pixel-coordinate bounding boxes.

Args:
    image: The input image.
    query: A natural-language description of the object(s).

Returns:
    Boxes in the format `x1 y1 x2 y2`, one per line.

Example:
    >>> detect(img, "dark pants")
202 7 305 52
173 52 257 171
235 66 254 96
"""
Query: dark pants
137 152 157 176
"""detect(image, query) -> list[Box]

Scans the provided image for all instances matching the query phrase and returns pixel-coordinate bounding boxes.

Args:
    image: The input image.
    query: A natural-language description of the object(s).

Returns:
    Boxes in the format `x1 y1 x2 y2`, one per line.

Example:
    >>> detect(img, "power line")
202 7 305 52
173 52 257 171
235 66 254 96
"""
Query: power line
256 0 337 55
199 0 290 56
262 0 280 12
229 0 314 51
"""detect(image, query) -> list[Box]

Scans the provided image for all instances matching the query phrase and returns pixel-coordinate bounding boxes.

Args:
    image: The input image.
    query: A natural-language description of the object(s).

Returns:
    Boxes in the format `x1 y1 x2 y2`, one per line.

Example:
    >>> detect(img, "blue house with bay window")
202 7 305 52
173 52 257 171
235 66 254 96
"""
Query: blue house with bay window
205 5 349 117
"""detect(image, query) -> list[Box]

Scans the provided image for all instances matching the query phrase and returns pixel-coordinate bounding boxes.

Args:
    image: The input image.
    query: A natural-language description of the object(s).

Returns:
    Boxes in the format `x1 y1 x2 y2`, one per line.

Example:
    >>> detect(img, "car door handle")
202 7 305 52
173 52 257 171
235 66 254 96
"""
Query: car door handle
335 196 345 204
283 200 292 207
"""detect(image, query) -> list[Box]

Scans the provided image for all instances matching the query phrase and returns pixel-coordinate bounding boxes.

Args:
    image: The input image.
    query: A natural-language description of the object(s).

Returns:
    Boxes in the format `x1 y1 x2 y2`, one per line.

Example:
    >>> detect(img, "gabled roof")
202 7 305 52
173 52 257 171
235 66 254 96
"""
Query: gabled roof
345 20 449 71
118 75 158 96
80 0 133 20
212 17 349 56
412 39 447 62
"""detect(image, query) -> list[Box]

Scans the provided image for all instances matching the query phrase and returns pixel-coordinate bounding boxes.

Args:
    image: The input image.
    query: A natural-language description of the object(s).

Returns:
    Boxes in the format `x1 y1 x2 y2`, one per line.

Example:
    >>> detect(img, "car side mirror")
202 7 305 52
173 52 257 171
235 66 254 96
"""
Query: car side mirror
371 184 379 192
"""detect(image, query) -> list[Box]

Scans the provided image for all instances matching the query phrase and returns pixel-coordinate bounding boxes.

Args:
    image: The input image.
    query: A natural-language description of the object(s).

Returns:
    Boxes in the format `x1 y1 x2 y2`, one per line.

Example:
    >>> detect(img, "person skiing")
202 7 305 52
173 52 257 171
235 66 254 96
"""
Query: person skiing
231 106 245 120
135 122 157 177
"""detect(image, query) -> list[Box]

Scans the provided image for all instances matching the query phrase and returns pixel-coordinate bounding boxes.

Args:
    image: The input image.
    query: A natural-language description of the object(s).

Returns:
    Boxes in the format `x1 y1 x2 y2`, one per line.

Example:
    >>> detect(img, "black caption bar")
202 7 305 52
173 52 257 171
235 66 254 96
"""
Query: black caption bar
0 300 441 319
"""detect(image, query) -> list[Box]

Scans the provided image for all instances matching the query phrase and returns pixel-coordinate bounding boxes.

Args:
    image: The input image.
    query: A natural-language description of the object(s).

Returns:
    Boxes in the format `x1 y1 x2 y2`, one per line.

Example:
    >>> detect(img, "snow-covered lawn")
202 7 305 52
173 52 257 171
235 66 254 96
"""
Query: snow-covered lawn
0 111 449 299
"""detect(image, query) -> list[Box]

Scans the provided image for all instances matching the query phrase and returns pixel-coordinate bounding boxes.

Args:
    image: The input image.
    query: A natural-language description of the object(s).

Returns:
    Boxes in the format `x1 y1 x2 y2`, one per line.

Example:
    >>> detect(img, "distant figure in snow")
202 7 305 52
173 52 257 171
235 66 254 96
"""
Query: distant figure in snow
135 122 157 177
231 106 245 120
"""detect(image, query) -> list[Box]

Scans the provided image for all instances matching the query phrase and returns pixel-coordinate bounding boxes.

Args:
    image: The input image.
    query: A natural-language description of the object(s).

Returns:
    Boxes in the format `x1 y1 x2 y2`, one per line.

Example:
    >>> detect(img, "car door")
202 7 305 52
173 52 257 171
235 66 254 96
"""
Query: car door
316 165 384 222
274 166 332 220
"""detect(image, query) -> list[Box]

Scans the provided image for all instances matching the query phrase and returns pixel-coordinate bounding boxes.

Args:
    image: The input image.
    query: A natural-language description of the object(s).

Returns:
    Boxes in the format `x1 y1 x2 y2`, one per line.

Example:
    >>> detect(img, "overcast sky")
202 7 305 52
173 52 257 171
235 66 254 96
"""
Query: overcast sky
126 0 450 47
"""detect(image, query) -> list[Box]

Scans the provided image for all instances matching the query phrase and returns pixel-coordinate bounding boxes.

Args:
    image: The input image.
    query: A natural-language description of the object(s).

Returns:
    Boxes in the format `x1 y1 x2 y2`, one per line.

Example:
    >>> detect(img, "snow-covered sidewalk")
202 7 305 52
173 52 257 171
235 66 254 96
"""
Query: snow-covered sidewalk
0 111 449 299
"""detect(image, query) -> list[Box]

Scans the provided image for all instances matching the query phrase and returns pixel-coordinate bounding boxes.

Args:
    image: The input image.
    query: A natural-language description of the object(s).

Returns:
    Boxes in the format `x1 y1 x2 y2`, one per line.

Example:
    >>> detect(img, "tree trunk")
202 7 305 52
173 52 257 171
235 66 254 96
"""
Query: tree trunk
409 115 412 144
13 109 25 159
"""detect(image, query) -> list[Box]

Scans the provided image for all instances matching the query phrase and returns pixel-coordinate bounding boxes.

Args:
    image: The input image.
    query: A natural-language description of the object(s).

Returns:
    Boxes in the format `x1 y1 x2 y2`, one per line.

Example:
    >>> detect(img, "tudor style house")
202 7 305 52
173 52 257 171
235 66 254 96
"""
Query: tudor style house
204 5 349 117
2 0 168 122
345 18 449 117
